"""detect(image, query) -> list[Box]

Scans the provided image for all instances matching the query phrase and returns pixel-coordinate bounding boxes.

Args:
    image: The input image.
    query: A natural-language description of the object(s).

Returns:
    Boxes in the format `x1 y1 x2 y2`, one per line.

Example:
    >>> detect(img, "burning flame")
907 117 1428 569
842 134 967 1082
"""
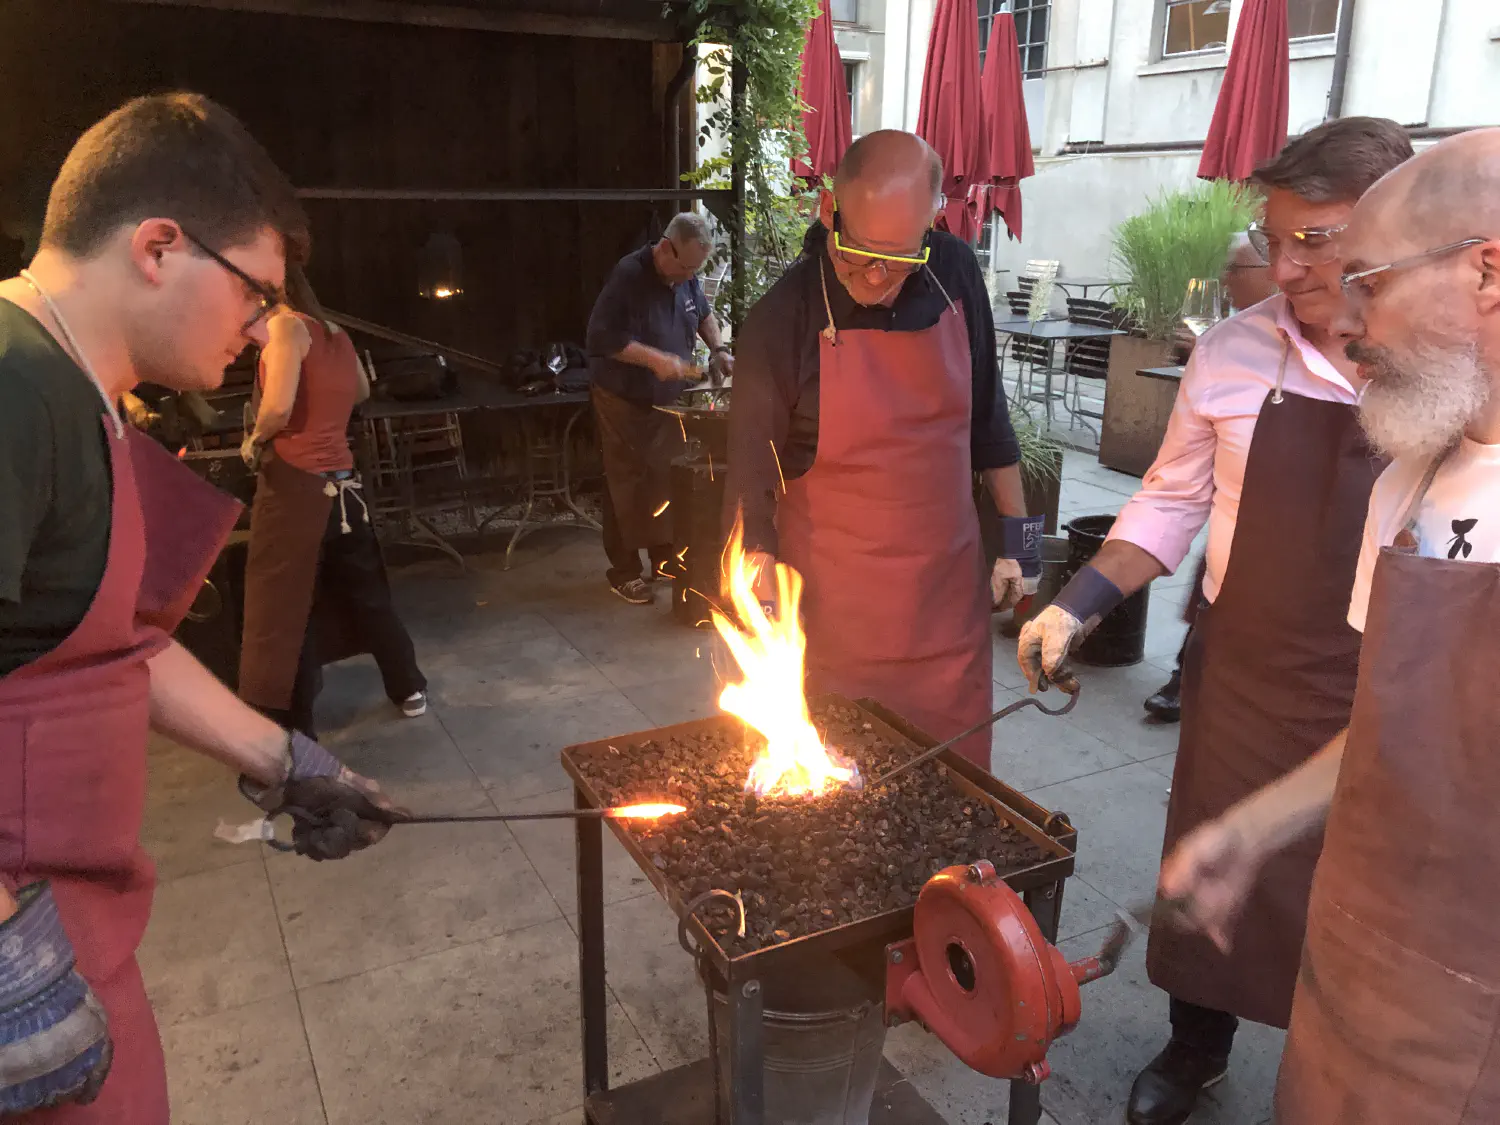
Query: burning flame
605 803 687 820
712 516 858 798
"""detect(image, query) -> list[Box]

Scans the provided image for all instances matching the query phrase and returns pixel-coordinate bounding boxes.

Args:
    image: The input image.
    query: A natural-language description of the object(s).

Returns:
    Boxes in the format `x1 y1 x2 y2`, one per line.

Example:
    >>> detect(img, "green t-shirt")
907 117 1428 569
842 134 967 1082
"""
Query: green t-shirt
0 300 112 676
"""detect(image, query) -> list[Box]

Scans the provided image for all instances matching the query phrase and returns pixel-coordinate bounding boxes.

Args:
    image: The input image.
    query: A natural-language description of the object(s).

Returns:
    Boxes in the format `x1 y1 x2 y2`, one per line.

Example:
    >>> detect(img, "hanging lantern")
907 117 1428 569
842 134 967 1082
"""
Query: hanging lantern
418 231 464 300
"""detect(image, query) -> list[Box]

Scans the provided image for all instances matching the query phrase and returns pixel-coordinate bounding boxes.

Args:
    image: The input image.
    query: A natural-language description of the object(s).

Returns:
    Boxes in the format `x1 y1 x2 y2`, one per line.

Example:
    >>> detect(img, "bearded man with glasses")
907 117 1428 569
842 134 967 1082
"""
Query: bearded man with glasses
723 129 1034 770
1018 117 1414 1125
0 94 402 1122
1158 126 1500 1125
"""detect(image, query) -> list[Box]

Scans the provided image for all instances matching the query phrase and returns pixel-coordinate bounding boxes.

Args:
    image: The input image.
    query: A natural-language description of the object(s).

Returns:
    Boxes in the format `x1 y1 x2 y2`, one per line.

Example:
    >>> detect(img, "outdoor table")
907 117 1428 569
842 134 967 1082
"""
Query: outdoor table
1138 364 1185 383
999 321 1126 427
1054 276 1125 299
359 382 597 568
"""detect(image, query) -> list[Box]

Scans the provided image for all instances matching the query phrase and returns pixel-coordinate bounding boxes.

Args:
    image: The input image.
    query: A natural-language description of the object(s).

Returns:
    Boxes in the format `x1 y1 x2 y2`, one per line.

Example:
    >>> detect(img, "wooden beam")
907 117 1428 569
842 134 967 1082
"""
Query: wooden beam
110 0 682 41
297 187 735 202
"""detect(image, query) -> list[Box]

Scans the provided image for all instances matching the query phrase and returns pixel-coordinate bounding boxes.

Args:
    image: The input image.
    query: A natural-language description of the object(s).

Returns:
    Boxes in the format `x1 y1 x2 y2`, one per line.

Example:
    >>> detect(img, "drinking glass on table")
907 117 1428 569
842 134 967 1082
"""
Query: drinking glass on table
546 344 568 395
1181 278 1224 337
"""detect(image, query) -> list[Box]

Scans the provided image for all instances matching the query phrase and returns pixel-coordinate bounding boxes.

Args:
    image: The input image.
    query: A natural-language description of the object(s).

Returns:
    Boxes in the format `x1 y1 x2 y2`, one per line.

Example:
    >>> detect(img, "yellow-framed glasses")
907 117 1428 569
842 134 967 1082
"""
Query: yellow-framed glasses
830 205 932 278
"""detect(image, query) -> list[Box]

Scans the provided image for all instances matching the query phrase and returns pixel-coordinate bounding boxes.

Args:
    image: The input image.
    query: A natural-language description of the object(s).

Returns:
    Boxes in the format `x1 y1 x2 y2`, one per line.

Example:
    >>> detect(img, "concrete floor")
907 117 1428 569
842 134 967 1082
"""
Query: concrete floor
140 452 1281 1125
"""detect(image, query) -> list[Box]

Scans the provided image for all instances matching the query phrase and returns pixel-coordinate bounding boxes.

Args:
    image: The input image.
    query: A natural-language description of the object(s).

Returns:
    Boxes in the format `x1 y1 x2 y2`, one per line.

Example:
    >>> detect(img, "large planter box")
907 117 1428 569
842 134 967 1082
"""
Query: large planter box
1099 335 1177 477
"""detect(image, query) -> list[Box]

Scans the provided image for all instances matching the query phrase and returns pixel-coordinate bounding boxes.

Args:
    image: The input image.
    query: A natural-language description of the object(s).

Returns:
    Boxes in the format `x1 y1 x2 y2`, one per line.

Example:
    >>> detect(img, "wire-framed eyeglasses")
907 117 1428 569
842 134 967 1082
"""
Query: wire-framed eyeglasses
181 229 284 330
1340 238 1490 309
1247 221 1347 268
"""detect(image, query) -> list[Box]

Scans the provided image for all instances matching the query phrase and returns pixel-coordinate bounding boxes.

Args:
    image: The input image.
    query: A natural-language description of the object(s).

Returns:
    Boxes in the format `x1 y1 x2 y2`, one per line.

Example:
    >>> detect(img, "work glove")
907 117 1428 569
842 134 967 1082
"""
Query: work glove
992 516 1044 611
239 731 409 861
0 883 113 1117
1016 564 1125 693
239 433 265 472
708 348 734 386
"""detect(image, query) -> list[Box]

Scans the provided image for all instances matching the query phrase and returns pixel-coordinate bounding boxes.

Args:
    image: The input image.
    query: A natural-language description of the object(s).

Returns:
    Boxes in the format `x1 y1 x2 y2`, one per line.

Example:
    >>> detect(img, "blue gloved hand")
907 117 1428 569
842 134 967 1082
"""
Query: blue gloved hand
991 515 1045 611
0 883 112 1116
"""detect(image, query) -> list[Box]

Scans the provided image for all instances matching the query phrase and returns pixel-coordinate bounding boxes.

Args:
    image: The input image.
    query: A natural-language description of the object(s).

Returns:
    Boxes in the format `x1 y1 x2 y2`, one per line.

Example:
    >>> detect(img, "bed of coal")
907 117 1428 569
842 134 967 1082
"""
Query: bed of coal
569 700 1048 955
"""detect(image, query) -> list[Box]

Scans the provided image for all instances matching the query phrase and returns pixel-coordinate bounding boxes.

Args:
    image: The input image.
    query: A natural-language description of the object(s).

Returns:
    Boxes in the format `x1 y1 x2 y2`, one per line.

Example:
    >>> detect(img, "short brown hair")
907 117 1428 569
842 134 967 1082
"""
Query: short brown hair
1251 117 1414 203
40 92 308 263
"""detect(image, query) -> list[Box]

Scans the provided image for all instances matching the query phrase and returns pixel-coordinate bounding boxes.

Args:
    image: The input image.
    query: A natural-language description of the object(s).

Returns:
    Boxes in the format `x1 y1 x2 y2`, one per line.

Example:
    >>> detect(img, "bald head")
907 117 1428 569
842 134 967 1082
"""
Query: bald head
834 130 943 206
1342 128 1500 459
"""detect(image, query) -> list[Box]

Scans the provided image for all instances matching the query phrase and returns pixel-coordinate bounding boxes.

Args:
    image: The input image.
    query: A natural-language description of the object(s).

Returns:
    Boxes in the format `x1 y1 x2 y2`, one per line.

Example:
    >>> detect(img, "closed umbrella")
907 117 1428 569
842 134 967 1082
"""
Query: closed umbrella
1198 0 1289 181
976 9 1035 241
791 0 853 185
915 0 983 240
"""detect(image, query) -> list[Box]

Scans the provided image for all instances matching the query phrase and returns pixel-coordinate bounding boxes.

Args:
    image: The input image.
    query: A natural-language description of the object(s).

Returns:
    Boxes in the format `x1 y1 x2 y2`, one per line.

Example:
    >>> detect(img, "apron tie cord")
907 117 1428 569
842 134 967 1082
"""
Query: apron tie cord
1271 339 1290 405
818 258 839 345
326 476 369 534
923 263 959 315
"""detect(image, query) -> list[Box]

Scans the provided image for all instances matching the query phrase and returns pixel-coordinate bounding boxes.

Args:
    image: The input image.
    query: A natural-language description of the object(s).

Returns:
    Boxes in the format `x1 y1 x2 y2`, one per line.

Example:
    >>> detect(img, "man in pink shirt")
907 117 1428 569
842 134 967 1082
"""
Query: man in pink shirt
1018 118 1413 1125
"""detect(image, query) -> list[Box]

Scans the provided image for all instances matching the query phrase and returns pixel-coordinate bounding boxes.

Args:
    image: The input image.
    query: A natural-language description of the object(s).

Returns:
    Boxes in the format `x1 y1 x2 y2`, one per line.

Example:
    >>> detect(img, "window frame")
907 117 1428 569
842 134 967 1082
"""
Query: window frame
977 0 1051 81
1158 0 1339 62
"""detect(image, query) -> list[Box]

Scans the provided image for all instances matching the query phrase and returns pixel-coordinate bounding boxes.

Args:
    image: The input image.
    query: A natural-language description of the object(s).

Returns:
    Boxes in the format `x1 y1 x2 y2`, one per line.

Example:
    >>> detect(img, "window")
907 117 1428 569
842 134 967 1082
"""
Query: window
978 0 1050 80
830 0 858 24
1162 0 1231 56
1288 0 1339 39
843 60 861 132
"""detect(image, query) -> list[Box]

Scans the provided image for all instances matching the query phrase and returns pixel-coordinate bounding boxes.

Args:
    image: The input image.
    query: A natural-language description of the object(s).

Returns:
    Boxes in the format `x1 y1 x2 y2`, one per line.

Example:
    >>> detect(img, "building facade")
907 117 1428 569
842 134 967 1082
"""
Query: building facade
859 0 1500 279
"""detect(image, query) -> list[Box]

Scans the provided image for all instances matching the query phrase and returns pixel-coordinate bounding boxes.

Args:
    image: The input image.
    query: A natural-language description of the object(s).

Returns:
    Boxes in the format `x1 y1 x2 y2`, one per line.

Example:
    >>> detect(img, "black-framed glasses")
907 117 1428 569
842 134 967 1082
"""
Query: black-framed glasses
181 229 282 330
829 206 931 281
1247 221 1347 267
1340 238 1490 310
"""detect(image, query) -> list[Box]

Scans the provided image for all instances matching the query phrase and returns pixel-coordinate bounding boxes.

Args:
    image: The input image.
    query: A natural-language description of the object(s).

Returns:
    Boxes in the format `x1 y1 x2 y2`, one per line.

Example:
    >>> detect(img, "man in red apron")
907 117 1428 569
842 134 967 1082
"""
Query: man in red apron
1017 118 1414 1125
724 129 1038 769
0 94 400 1122
1160 128 1500 1125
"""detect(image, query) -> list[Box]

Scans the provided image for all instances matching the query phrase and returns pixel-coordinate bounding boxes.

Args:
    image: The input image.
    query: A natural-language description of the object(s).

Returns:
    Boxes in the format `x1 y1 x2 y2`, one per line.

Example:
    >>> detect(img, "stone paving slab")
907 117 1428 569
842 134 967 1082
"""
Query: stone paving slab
141 452 1281 1124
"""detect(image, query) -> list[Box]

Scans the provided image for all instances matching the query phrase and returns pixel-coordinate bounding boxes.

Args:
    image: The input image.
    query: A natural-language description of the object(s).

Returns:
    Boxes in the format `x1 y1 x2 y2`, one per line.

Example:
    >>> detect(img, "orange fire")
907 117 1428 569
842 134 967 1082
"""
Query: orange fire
711 517 859 798
605 803 688 820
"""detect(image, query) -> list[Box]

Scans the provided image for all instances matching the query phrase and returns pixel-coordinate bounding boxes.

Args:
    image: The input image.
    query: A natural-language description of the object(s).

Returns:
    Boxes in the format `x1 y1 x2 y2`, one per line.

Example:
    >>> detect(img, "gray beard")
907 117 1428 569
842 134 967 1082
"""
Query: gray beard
1356 340 1490 461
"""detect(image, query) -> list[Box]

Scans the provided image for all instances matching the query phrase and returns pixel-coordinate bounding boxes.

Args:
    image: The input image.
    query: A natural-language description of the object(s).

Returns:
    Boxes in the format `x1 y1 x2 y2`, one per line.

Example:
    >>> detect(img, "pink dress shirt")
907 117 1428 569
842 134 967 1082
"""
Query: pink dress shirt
1107 294 1360 603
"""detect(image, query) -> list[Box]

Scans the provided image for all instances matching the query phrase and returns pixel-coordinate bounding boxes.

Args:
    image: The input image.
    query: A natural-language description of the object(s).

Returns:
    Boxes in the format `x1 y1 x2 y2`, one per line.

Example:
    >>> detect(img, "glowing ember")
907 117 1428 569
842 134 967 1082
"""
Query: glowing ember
712 516 859 798
605 803 687 820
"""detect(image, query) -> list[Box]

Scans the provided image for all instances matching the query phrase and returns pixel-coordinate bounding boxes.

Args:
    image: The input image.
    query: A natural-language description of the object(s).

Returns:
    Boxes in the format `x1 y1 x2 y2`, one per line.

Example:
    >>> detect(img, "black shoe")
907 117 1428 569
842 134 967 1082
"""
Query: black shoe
610 577 654 605
1143 670 1182 722
1125 1040 1229 1125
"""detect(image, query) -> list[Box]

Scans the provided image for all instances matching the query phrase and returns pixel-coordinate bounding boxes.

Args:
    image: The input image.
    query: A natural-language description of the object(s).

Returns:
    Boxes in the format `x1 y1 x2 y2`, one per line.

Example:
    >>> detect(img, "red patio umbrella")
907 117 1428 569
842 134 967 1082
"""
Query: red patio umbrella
976 10 1035 240
791 0 853 185
1198 0 1289 181
915 0 983 240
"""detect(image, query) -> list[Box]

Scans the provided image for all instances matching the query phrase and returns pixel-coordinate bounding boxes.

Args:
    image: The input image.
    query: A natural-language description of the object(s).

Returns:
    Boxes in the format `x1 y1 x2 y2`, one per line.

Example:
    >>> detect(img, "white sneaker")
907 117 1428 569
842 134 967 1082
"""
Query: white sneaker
401 692 428 718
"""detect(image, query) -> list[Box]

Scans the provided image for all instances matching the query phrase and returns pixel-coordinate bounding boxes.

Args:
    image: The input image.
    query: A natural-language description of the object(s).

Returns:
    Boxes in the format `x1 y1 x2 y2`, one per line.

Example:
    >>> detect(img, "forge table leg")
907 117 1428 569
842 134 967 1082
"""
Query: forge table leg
728 976 765 1125
577 785 608 1096
1008 881 1066 1125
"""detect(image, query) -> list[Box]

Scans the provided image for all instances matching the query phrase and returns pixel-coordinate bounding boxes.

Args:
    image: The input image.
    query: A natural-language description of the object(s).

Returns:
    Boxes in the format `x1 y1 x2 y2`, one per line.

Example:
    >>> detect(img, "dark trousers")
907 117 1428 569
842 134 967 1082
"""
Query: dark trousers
270 501 426 737
1169 995 1238 1057
592 384 684 586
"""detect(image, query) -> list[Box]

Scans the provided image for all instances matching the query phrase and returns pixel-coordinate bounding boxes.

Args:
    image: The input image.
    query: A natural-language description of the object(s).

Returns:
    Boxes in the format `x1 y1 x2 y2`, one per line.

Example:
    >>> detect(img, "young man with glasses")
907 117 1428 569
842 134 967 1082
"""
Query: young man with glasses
0 93 401 1122
1017 117 1414 1125
1160 126 1500 1125
724 129 1038 770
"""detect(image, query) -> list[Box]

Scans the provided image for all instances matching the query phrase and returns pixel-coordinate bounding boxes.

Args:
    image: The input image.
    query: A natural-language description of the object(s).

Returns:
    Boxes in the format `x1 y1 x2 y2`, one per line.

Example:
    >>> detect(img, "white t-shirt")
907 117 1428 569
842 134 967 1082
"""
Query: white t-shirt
1349 438 1500 632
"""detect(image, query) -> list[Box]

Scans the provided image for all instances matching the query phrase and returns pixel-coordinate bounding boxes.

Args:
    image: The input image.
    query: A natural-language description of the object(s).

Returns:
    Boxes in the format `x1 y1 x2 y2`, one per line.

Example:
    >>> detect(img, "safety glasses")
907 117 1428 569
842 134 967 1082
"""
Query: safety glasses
1340 238 1490 311
182 229 284 331
830 205 931 280
1247 221 1347 268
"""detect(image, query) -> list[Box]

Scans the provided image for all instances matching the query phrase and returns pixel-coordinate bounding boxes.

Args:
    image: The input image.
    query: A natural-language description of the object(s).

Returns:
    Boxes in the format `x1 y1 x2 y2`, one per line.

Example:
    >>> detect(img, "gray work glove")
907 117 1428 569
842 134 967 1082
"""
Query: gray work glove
240 732 409 861
0 884 112 1117
1016 604 1087 694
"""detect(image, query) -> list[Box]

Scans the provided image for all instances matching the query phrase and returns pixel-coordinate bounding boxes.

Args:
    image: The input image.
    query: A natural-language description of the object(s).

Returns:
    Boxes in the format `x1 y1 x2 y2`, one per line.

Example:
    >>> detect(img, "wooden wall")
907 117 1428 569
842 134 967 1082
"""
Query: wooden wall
0 0 690 361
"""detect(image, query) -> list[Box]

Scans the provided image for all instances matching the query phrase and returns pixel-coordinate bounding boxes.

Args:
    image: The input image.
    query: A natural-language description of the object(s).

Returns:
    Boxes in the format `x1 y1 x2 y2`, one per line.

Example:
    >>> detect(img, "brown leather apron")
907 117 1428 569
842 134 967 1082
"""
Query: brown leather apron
1276 450 1500 1123
1147 352 1383 1028
238 455 334 711
1 409 238 1124
776 263 993 765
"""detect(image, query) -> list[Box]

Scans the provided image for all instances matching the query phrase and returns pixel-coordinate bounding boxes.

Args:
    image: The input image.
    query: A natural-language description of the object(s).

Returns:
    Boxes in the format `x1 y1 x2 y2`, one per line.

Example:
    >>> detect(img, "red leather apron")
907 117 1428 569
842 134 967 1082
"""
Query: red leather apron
0 407 238 1124
776 265 993 765
1147 352 1383 1028
1276 451 1500 1123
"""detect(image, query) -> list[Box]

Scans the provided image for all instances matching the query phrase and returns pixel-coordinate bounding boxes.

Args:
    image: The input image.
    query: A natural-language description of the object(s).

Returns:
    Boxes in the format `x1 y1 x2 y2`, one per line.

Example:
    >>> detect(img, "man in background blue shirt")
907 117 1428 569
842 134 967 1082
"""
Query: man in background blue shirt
586 211 731 604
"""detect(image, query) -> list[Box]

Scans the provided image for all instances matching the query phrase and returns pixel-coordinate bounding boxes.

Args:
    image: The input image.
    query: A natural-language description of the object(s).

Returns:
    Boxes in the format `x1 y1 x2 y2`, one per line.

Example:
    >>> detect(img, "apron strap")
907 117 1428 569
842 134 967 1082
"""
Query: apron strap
818 258 839 345
1270 338 1290 405
1395 443 1460 543
923 263 959 315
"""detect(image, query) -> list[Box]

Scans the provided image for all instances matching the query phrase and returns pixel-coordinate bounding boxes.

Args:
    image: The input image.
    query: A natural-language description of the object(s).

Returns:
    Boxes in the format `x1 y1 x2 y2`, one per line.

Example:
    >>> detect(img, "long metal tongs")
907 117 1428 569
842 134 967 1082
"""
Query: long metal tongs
867 682 1082 790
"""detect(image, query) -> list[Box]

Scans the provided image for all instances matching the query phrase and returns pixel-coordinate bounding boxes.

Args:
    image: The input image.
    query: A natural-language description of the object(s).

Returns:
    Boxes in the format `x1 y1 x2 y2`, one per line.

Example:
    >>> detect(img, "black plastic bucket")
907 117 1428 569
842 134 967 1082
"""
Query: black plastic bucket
1062 515 1149 667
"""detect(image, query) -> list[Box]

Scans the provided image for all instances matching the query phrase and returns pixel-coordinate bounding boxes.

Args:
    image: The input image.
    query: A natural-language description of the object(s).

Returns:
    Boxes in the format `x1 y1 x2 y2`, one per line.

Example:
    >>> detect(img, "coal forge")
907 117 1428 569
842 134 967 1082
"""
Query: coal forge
566 698 1050 956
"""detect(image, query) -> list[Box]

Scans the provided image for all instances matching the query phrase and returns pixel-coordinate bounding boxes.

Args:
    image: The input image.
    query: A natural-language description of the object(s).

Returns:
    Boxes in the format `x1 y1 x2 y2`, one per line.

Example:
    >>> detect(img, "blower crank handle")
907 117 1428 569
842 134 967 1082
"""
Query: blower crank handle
868 685 1081 790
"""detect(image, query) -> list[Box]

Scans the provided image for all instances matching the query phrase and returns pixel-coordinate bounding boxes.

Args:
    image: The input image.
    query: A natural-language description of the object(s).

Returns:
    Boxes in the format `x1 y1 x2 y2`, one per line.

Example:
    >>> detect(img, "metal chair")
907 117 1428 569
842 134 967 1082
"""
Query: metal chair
1061 296 1121 437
